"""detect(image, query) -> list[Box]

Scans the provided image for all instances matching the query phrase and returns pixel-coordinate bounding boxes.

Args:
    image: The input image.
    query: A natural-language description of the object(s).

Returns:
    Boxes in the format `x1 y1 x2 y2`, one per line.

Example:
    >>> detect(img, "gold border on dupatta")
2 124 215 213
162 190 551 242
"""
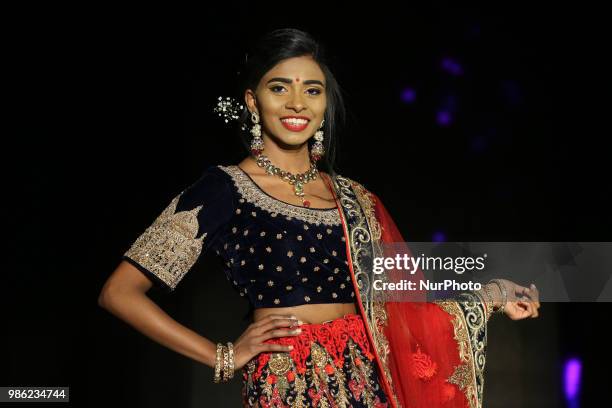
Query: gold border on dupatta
434 292 487 408
326 173 402 408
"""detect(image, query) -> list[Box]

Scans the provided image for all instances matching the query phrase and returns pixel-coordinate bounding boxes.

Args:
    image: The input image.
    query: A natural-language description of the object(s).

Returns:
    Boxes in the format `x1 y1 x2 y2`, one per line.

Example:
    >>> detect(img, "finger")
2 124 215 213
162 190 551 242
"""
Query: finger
252 314 296 326
525 304 538 318
507 286 524 302
251 315 298 331
522 286 541 309
258 317 300 331
521 295 538 309
257 327 302 342
517 301 534 317
518 286 540 306
527 297 540 318
515 286 531 300
530 284 541 307
531 302 540 317
508 301 526 315
507 303 528 320
255 318 302 335
256 343 294 353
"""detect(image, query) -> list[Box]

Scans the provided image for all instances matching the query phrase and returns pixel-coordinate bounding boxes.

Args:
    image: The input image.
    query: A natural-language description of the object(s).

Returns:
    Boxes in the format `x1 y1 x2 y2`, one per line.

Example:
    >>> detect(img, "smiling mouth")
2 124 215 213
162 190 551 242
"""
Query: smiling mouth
280 118 310 132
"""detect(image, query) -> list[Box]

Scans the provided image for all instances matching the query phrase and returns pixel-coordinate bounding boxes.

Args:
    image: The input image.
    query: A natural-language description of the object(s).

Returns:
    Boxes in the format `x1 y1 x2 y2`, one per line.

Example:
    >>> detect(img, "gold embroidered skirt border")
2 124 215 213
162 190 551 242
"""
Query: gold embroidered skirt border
242 314 390 408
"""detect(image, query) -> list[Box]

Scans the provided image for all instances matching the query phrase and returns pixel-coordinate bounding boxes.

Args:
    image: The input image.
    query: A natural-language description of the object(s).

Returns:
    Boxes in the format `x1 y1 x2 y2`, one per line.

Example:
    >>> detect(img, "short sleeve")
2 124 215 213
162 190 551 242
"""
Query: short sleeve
122 165 234 292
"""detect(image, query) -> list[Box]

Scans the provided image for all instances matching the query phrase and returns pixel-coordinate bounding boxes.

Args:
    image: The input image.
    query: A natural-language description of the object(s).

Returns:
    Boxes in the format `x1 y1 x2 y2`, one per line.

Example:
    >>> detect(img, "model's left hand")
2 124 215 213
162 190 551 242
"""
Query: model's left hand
497 279 541 320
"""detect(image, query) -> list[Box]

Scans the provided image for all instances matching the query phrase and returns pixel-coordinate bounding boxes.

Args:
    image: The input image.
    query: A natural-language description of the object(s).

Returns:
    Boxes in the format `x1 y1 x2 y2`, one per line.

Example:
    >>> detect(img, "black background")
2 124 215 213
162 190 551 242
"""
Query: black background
5 2 610 407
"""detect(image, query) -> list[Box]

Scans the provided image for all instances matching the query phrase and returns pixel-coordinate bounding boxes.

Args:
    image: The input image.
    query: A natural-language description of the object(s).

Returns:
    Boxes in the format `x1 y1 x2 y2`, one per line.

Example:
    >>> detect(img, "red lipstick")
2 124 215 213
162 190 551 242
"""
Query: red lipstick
280 116 310 132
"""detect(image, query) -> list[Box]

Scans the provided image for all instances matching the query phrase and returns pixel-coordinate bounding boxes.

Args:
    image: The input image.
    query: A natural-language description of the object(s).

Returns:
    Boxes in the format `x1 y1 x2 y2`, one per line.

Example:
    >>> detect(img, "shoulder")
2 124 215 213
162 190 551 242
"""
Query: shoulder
176 164 235 210
200 163 233 181
191 164 235 188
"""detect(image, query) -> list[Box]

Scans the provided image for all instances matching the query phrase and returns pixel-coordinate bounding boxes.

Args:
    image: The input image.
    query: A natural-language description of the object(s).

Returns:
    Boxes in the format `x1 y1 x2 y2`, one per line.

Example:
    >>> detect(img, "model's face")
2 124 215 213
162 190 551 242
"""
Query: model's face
245 55 327 148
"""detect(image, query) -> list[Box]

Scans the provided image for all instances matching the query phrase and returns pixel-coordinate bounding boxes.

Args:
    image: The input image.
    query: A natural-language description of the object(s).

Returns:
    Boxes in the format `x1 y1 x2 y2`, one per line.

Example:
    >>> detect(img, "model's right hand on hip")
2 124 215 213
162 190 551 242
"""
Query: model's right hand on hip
233 314 302 370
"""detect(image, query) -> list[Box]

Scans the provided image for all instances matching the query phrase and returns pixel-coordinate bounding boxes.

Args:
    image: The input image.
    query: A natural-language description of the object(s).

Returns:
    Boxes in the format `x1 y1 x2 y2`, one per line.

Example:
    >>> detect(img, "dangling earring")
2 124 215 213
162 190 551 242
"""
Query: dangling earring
310 119 325 162
249 110 264 156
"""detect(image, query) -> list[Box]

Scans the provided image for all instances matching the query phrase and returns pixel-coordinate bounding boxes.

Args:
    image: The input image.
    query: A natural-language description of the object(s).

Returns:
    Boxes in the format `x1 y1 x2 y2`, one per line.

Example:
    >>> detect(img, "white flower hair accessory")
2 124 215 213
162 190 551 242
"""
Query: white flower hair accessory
213 96 248 130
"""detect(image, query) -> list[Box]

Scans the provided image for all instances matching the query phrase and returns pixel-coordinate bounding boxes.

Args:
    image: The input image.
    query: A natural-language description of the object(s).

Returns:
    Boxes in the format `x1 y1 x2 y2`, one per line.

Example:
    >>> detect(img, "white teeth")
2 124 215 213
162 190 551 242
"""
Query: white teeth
281 118 308 125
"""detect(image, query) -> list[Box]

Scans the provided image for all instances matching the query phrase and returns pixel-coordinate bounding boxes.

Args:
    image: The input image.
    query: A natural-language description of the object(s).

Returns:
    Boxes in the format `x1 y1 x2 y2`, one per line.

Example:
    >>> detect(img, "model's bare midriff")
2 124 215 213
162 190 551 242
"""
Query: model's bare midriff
254 302 357 325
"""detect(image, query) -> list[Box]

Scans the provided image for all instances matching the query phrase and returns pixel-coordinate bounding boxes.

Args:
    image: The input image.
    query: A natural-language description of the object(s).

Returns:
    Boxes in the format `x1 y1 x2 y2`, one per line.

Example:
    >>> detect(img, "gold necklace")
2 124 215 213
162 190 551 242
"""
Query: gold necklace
255 154 319 207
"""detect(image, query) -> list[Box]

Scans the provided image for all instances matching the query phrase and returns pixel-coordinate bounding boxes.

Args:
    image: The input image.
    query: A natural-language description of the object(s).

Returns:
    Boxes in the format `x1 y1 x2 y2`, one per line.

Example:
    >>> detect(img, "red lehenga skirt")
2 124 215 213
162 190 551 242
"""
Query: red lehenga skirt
242 313 390 407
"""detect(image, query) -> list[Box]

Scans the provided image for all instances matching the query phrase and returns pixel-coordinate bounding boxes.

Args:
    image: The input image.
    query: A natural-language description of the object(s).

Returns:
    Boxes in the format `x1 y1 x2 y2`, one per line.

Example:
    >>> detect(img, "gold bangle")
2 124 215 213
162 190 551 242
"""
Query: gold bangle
214 343 223 383
226 342 235 380
222 344 230 382
489 279 507 314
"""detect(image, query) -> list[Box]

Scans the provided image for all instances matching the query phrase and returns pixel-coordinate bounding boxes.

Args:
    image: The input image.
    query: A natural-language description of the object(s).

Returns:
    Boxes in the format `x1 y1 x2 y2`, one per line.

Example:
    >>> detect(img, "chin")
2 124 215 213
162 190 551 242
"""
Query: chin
277 137 311 149
270 129 311 147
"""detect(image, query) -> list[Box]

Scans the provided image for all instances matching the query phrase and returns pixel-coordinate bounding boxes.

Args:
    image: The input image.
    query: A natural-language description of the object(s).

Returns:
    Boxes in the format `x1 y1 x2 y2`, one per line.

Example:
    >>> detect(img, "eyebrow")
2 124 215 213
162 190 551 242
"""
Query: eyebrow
266 77 325 87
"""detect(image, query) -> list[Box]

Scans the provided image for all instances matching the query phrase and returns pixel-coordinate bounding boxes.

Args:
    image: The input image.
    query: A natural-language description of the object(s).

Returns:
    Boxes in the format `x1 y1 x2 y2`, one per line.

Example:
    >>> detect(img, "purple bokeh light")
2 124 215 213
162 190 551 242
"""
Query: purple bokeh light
400 87 417 103
441 57 464 76
436 110 452 126
564 357 582 404
432 231 446 242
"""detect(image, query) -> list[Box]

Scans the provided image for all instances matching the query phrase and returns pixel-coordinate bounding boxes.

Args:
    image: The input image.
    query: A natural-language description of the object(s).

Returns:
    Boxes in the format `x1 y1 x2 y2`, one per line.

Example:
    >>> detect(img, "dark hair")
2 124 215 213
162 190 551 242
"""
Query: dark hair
234 28 345 176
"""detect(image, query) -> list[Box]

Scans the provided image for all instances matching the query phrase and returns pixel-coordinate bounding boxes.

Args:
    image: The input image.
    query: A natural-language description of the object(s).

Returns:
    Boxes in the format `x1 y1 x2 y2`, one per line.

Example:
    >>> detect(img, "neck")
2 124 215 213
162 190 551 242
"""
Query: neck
257 135 313 174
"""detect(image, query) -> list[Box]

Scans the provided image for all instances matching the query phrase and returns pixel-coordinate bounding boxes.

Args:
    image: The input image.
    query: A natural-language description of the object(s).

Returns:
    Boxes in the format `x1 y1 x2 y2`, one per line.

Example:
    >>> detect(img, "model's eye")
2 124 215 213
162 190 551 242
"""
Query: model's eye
270 86 285 93
307 88 322 96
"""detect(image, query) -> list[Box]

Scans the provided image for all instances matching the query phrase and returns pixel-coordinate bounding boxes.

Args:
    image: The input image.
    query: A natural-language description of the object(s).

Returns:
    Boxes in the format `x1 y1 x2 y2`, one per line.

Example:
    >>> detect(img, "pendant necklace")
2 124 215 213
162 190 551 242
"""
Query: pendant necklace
255 154 318 208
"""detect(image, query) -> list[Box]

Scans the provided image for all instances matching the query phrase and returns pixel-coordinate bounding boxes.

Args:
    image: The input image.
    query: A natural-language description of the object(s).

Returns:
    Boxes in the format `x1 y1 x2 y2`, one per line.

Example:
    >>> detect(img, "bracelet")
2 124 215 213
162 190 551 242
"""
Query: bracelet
489 279 507 314
222 344 230 382
214 342 236 383
225 342 235 381
214 343 223 383
481 284 495 320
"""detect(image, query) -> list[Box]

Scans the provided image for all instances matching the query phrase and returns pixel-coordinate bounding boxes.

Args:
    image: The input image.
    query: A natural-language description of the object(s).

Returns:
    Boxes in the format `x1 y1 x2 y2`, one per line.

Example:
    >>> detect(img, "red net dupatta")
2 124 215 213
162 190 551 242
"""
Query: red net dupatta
322 172 488 408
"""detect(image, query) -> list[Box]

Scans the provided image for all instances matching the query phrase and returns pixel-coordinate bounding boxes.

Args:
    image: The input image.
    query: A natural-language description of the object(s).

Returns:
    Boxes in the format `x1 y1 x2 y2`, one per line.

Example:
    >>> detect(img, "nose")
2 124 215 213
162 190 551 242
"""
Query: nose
286 91 306 112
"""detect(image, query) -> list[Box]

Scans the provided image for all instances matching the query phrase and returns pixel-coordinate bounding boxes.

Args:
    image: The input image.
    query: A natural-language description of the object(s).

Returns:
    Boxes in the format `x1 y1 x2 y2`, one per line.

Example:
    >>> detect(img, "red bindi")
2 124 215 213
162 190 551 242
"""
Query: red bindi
295 78 300 82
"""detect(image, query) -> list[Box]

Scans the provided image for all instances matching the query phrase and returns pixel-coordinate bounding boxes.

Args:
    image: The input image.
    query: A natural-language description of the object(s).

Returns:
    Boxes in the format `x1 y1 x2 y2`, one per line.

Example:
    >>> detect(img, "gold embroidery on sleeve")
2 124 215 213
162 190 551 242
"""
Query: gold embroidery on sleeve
123 193 206 290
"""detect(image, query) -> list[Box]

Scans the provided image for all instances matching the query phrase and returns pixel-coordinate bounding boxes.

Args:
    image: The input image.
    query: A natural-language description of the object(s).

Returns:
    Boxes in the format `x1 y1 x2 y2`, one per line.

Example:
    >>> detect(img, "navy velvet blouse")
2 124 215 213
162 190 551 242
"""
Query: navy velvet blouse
122 164 355 308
